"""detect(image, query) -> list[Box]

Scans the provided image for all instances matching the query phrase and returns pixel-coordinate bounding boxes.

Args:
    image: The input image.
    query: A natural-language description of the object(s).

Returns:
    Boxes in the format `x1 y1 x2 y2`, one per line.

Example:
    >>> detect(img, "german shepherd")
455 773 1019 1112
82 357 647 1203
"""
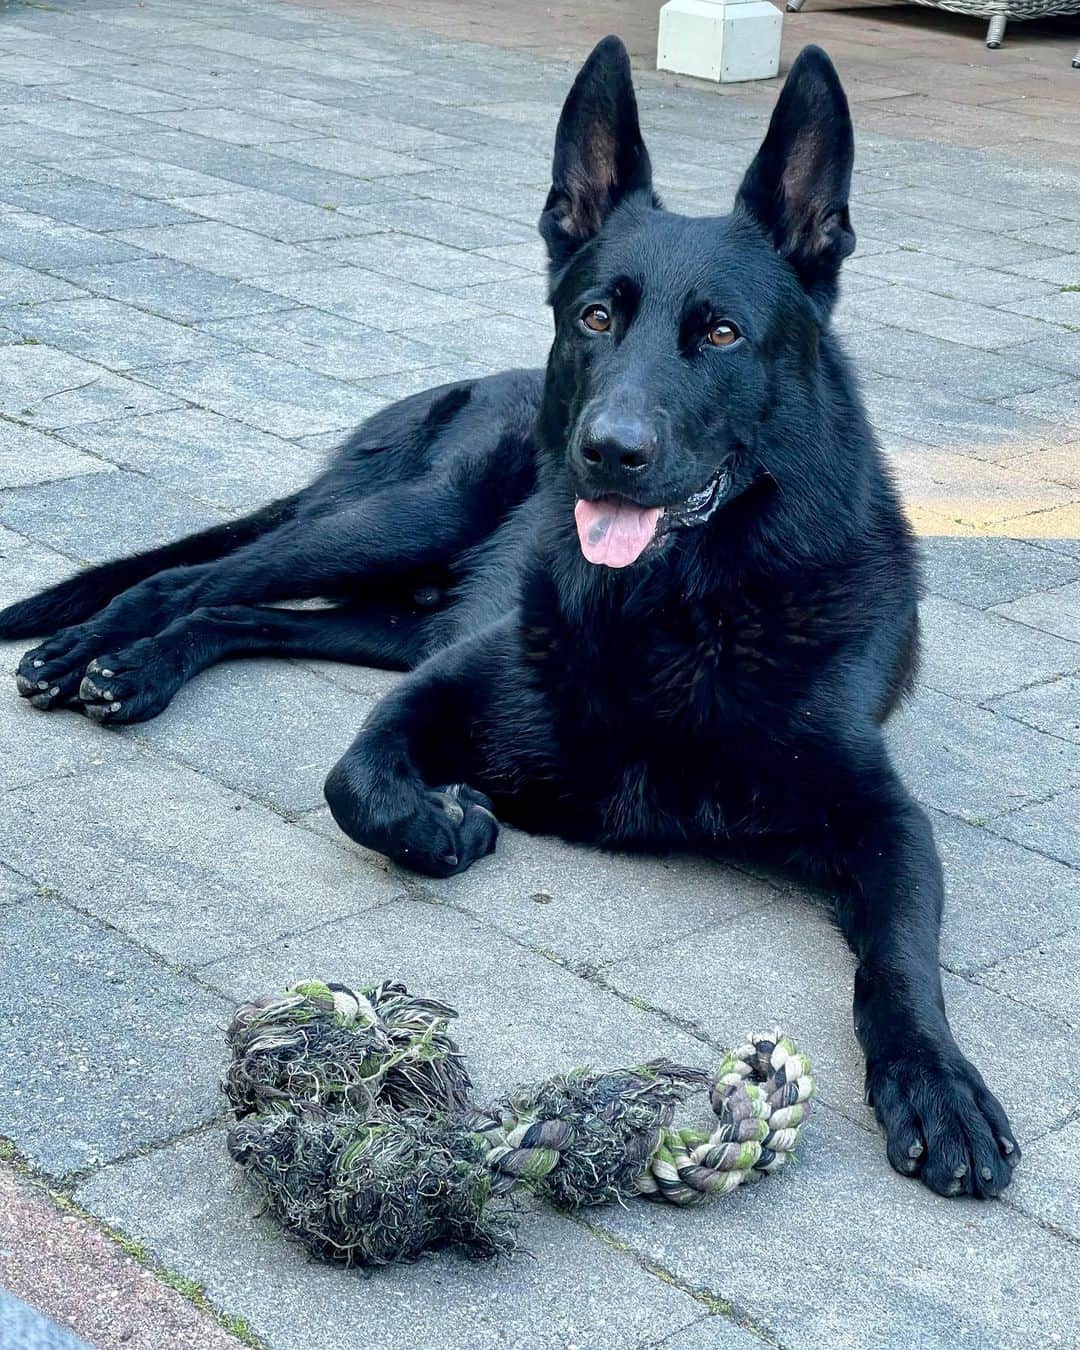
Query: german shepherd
2 41 1018 1198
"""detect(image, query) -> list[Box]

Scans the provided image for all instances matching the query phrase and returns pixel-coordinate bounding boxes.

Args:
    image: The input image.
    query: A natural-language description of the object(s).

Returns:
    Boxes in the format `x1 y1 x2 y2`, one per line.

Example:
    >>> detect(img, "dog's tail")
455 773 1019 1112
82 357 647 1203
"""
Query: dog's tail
0 490 304 640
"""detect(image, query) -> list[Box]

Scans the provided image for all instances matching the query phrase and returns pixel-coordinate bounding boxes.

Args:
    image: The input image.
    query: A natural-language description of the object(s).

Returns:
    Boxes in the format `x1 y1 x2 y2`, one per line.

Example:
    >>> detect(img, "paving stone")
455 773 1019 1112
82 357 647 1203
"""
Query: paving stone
200 897 709 1092
0 894 226 1177
263 138 438 181
854 204 1065 269
75 1130 710 1350
360 361 495 400
0 525 77 646
0 345 181 430
45 152 241 200
841 284 1058 353
1008 287 1080 328
338 197 536 250
167 188 367 243
0 466 226 565
1007 327 1080 377
840 324 1065 401
0 257 87 306
199 308 443 382
134 350 384 438
111 220 329 282
142 107 318 146
1001 380 1080 433
473 238 549 273
598 1106 1078 1350
308 232 527 288
1007 1118 1080 1241
930 810 1080 976
50 76 194 114
129 659 373 813
888 443 1077 530
0 757 403 966
918 594 1079 702
0 179 196 232
1003 253 1080 286
2 297 240 371
988 674 1080 744
989 790 1080 868
52 257 295 325
447 273 554 321
0 1291 91 1350
885 686 1080 824
423 824 780 969
918 535 1080 609
426 314 552 368
249 265 485 328
0 209 148 271
846 251 1058 306
55 407 316 512
974 929 1080 1030
862 377 1069 458
0 419 109 490
991 579 1080 643
97 131 408 208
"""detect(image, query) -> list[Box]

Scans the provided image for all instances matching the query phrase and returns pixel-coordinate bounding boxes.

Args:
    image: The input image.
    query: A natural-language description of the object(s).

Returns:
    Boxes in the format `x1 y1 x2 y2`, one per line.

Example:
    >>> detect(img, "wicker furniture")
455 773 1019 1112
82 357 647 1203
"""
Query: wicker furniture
785 0 1080 56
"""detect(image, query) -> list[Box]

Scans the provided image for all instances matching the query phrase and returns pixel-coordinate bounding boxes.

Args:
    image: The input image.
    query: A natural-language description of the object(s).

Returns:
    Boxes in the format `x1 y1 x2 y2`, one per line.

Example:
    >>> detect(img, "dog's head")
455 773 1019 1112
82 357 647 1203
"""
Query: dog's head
538 39 858 570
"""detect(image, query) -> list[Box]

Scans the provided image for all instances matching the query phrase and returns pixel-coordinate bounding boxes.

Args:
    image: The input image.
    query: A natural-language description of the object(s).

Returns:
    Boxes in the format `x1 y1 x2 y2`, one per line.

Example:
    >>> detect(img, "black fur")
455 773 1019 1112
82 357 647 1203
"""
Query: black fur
2 42 1018 1199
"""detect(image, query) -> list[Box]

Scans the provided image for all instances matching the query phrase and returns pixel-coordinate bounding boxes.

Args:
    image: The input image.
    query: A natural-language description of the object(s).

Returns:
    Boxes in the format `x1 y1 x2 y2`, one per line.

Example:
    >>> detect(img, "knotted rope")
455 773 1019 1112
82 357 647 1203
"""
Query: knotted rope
223 981 815 1267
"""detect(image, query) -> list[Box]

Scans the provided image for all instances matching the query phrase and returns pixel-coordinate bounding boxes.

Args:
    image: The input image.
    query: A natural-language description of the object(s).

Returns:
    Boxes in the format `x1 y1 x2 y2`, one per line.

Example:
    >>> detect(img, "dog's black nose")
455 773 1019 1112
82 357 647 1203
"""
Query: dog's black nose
575 412 656 481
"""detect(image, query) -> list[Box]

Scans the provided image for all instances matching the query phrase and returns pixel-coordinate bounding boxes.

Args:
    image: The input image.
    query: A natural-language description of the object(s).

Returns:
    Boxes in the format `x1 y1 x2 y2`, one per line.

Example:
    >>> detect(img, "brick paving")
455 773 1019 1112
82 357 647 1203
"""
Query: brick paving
0 1 1077 1348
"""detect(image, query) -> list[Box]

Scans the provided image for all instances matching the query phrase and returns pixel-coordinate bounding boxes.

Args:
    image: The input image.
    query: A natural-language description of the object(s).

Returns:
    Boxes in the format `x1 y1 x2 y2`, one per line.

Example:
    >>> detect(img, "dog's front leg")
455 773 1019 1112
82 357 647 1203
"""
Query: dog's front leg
324 621 511 878
788 744 1020 1198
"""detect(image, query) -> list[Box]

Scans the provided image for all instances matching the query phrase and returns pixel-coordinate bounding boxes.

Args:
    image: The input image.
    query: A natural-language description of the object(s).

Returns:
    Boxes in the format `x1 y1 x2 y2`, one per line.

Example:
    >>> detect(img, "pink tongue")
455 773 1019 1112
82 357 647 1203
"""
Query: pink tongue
574 498 663 568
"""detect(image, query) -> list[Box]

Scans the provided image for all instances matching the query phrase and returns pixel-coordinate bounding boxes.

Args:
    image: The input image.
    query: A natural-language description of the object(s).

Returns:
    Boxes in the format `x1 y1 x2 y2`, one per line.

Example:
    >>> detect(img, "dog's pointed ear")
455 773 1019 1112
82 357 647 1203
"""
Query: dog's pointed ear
735 47 855 305
539 36 653 273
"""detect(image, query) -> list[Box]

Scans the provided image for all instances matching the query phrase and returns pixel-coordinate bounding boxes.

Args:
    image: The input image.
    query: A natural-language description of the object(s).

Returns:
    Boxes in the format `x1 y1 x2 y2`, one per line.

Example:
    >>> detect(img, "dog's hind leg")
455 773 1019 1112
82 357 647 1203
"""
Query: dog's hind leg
16 469 514 710
0 490 304 641
76 603 430 725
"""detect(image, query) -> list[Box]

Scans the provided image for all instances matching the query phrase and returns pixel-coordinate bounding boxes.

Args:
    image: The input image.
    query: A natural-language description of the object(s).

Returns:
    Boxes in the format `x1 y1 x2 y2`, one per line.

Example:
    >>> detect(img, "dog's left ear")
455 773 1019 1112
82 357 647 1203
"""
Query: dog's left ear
540 35 653 273
735 46 855 305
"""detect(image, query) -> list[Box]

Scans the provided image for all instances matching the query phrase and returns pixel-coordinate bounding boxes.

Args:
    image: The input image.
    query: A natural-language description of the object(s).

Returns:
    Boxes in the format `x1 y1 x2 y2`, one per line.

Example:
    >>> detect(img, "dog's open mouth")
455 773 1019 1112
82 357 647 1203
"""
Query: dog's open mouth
574 469 729 568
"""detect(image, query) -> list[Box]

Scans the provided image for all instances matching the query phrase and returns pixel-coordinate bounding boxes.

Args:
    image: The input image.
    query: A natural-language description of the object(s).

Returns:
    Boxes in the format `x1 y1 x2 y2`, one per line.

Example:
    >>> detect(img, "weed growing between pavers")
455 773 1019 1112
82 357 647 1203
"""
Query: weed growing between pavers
223 980 815 1267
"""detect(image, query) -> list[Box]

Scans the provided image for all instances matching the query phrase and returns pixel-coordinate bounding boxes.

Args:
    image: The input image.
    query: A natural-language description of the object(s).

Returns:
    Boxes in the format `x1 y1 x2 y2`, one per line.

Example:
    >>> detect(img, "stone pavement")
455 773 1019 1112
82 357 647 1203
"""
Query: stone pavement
0 1 1077 1347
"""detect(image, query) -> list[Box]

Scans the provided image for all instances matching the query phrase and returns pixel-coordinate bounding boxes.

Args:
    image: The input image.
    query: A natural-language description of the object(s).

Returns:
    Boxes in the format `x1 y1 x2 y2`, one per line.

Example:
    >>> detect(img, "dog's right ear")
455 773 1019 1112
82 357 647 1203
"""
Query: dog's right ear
539 36 653 273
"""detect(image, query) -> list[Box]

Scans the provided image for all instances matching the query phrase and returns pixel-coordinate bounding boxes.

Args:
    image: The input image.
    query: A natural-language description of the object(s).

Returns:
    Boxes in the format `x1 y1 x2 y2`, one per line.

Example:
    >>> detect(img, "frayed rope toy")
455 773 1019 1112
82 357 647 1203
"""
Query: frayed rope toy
223 979 814 1267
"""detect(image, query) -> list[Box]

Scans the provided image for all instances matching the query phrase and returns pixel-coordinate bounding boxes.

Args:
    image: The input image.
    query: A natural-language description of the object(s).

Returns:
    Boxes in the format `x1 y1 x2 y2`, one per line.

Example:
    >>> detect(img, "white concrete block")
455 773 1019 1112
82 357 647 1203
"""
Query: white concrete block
657 0 783 84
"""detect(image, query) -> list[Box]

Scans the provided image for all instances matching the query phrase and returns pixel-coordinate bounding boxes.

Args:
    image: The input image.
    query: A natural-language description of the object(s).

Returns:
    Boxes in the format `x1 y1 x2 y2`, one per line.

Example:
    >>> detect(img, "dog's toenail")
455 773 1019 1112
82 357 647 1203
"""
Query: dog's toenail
980 1166 992 1180
908 1142 924 1159
32 659 43 668
37 679 49 690
110 701 121 712
50 686 59 697
953 1165 967 1178
101 669 114 678
999 1136 1015 1155
442 853 458 867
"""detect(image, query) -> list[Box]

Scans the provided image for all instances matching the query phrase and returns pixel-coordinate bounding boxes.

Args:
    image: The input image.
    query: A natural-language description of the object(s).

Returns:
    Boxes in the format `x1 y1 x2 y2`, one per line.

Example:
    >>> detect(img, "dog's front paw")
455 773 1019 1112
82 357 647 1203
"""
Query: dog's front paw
15 625 103 709
78 643 183 725
325 752 498 878
866 1044 1019 1198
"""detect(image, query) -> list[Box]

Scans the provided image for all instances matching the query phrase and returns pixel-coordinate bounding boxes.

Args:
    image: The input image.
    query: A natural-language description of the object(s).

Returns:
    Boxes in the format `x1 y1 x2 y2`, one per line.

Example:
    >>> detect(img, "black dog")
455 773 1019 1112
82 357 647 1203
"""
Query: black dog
2 42 1018 1198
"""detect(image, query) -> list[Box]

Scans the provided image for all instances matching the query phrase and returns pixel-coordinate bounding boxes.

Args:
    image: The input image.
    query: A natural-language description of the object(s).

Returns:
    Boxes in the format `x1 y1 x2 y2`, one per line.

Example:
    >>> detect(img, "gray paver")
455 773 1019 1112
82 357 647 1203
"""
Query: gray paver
45 153 242 200
53 257 296 324
111 220 329 282
991 580 1080 644
167 188 368 242
0 209 148 270
0 468 226 565
990 789 1080 867
75 1131 712 1350
917 594 1079 702
55 407 317 512
0 180 197 232
200 307 444 382
308 231 528 287
1007 1118 1080 1240
0 345 182 430
129 660 373 812
338 197 536 249
974 929 1080 1029
0 420 108 490
2 297 241 371
886 686 1080 823
0 757 404 966
0 893 227 1176
988 674 1079 744
133 350 385 437
249 264 486 328
0 258 87 306
918 535 1080 609
598 1106 1078 1350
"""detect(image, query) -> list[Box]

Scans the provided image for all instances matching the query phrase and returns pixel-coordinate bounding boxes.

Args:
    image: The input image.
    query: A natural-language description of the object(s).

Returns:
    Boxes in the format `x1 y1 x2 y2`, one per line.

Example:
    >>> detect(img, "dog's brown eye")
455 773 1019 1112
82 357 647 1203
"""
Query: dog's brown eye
582 304 611 333
706 320 740 348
